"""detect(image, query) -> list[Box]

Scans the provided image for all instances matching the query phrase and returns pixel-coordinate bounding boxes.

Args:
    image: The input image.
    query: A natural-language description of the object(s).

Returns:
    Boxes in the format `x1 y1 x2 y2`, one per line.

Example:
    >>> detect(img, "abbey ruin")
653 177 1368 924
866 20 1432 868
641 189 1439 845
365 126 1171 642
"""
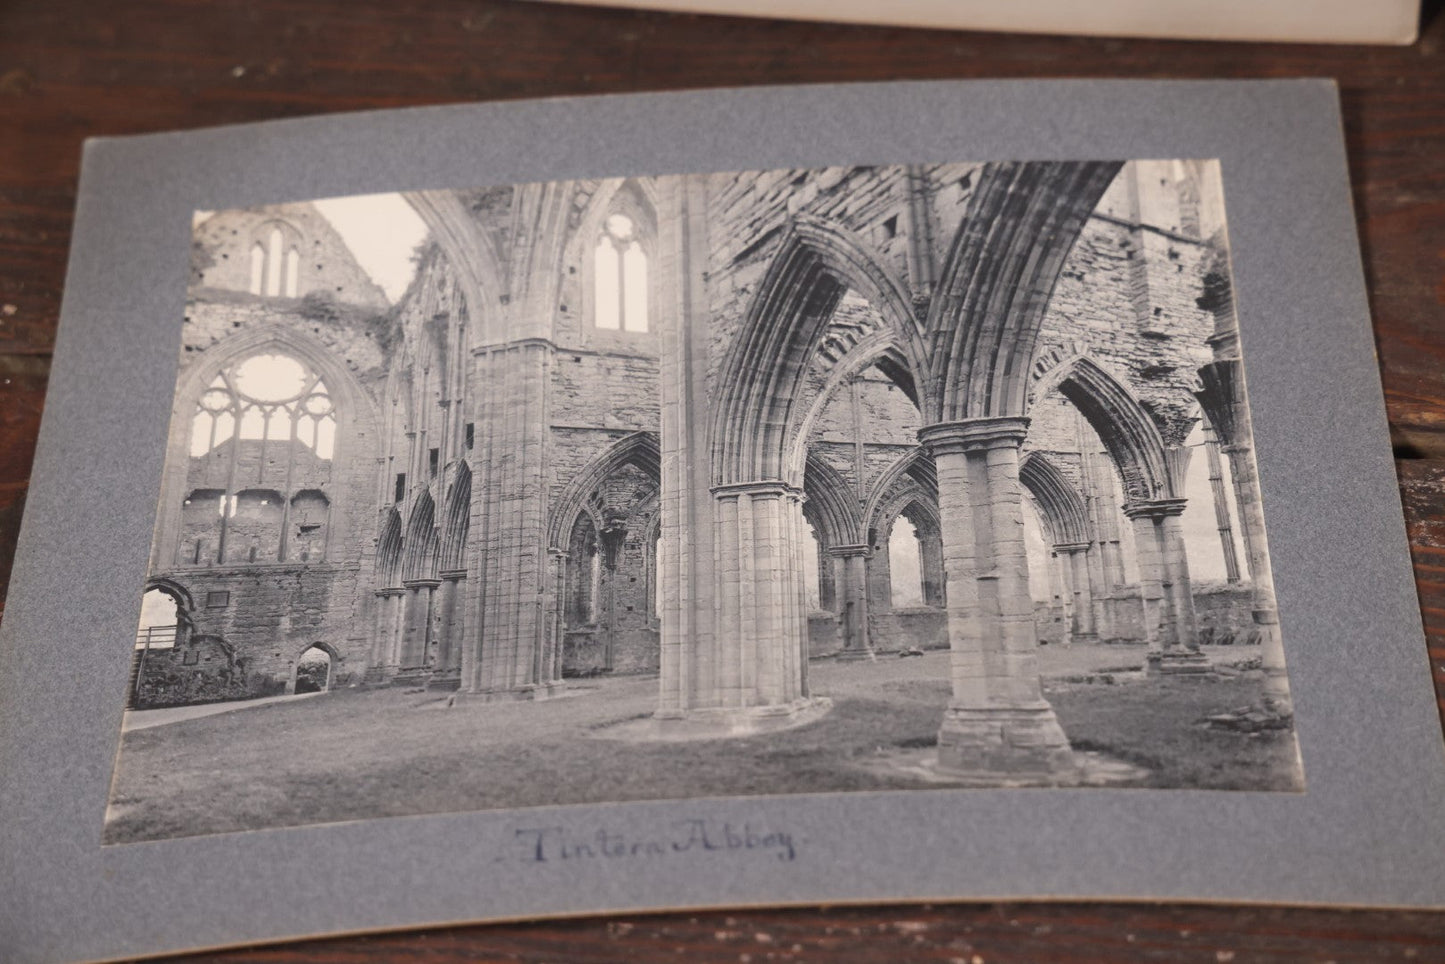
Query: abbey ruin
129 160 1291 782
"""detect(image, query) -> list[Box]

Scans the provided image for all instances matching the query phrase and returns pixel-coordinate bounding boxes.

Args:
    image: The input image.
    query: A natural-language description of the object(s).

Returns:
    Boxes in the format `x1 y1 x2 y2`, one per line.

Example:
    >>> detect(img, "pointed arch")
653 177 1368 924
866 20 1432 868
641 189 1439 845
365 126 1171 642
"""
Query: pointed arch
547 432 662 549
172 323 378 434
440 461 472 572
1032 355 1172 503
402 490 438 582
376 507 403 587
801 454 862 548
403 190 504 340
923 161 1123 422
711 215 923 487
1019 452 1090 546
863 446 939 539
785 328 919 480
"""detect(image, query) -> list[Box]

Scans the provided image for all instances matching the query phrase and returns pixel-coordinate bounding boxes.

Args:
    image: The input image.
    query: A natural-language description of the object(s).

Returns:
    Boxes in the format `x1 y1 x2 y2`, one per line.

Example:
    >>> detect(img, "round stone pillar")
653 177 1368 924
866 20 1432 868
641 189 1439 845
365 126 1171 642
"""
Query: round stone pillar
918 417 1075 782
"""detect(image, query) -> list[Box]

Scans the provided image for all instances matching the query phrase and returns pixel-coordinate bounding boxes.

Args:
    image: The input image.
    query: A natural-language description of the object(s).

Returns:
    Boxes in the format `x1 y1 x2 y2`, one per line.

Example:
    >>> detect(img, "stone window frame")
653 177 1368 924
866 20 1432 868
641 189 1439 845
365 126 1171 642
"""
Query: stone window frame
247 218 305 298
180 348 339 568
576 181 660 344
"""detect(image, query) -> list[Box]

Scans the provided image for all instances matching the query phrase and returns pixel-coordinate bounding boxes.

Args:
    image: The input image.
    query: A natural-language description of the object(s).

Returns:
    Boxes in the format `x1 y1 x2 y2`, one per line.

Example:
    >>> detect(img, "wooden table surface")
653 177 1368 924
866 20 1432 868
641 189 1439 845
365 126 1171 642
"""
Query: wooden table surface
3 2 1445 960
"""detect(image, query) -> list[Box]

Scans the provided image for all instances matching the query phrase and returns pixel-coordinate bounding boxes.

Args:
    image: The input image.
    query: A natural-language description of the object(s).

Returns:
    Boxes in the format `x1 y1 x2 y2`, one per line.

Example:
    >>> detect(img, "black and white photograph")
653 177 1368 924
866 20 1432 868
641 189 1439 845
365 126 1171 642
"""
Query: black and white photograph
105 159 1304 845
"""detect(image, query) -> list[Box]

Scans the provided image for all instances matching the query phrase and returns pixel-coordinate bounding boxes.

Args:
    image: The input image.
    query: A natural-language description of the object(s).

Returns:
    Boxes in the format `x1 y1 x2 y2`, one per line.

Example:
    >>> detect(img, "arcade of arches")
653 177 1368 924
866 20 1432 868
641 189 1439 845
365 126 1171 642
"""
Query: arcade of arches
135 160 1290 779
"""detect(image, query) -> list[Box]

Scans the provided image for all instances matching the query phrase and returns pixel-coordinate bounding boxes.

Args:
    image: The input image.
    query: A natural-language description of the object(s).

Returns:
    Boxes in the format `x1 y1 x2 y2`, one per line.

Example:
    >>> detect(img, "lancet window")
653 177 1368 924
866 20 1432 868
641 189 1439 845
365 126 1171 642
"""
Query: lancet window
593 213 649 332
248 224 301 298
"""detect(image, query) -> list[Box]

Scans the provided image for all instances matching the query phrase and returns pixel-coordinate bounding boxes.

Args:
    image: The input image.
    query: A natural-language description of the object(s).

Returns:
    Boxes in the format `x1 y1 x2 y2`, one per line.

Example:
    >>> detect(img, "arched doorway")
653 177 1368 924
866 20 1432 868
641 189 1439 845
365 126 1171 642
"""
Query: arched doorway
293 644 335 694
130 583 191 709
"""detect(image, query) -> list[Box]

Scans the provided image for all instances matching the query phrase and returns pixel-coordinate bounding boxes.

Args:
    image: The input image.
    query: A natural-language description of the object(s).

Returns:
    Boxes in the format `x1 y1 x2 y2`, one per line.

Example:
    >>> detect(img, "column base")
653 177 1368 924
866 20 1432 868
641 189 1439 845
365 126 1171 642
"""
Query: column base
615 697 833 742
836 647 878 662
452 680 568 704
934 703 1077 783
1154 650 1213 676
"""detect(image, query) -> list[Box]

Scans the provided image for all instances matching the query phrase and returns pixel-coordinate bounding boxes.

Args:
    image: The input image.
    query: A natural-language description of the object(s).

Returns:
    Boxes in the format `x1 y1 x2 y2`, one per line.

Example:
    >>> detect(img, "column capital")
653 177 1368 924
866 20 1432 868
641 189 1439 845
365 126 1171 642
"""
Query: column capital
403 577 443 590
710 480 801 500
546 546 569 560
1052 541 1092 555
825 543 871 559
1123 498 1189 521
374 587 406 598
440 568 468 581
917 416 1030 455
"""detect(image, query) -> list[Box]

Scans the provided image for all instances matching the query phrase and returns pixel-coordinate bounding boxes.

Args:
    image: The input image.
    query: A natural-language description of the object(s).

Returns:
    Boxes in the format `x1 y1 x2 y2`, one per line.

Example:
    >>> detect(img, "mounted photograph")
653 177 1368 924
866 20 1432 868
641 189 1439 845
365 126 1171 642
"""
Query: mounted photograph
105 159 1303 845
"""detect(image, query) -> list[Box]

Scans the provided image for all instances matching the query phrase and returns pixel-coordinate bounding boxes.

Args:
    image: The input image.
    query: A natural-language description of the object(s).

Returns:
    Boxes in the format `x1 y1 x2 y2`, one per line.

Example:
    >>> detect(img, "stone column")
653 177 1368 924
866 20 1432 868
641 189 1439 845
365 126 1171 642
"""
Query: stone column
710 482 812 710
402 578 440 670
545 548 568 686
828 544 872 658
1126 509 1165 660
866 535 893 613
918 525 947 609
918 417 1074 781
1055 543 1097 640
434 571 465 682
459 339 562 702
1042 550 1072 647
1125 500 1208 675
1222 438 1288 707
1198 358 1289 714
1203 422 1242 583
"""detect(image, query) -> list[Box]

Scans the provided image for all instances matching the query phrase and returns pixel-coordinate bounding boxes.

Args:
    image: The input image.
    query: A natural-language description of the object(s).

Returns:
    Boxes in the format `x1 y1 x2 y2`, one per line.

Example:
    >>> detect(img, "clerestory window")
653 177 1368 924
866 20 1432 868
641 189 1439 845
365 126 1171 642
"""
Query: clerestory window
593 213 648 332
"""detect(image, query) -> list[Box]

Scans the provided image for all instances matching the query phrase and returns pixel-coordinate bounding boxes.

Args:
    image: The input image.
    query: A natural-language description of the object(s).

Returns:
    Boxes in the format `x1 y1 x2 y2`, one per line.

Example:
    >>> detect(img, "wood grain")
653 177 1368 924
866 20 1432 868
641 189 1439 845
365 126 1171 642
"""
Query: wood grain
2 1 1444 959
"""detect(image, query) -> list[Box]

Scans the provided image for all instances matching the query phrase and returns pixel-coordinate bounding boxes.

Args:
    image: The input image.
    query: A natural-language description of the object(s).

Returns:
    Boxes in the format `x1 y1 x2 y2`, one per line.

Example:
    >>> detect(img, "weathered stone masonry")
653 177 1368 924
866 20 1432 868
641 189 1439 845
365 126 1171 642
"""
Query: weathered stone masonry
137 162 1286 778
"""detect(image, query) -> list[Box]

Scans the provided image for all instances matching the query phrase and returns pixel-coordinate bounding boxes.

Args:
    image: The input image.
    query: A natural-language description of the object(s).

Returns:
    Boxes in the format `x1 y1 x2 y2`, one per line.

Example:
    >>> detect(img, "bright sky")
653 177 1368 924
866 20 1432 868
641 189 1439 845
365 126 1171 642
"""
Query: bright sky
313 193 430 302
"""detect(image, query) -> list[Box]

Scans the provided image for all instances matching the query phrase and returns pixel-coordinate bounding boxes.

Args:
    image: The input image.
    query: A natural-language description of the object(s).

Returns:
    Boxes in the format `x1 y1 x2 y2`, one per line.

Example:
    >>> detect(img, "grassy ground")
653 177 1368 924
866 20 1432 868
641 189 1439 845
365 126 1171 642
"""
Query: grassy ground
104 646 1303 844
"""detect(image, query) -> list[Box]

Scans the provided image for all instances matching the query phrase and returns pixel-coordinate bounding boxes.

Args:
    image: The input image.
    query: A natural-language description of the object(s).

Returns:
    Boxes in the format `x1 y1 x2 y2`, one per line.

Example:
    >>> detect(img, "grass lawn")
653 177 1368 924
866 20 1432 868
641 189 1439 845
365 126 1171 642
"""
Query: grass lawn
104 647 1303 844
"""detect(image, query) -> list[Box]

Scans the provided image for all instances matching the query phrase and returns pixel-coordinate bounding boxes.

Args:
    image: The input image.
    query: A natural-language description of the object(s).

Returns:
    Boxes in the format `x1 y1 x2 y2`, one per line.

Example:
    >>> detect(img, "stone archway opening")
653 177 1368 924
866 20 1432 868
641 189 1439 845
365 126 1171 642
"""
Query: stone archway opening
295 644 333 694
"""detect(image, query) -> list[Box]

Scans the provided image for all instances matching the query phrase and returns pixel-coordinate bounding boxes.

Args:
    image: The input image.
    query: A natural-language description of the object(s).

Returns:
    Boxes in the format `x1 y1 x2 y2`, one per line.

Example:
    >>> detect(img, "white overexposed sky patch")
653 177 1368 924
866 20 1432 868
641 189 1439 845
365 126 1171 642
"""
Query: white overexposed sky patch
313 193 430 302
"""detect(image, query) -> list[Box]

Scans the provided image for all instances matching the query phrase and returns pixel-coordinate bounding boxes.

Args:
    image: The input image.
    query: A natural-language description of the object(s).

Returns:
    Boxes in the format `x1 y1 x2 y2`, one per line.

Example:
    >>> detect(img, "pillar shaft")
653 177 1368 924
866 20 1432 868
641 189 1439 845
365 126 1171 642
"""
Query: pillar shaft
1056 544 1096 639
1198 356 1290 712
459 340 561 700
1126 500 1207 674
828 544 872 657
1225 443 1289 707
919 417 1073 780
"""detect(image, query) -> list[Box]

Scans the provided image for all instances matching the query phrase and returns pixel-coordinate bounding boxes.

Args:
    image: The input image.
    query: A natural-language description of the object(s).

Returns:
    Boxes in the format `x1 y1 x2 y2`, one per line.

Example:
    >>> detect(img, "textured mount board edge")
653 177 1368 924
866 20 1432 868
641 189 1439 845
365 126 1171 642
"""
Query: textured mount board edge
524 0 1421 44
0 79 1441 964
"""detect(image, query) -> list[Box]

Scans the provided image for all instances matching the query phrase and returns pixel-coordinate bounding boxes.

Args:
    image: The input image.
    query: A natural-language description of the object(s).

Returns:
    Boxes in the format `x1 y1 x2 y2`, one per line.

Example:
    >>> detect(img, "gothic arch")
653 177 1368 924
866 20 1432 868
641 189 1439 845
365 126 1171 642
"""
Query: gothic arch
571 178 661 336
547 432 662 549
402 490 438 581
801 454 862 548
1031 355 1172 503
440 461 472 572
922 161 1123 422
785 328 919 480
1019 452 1090 546
376 507 403 588
402 191 503 339
863 447 939 540
155 324 379 574
711 215 924 487
297 639 342 662
170 323 379 467
144 577 196 618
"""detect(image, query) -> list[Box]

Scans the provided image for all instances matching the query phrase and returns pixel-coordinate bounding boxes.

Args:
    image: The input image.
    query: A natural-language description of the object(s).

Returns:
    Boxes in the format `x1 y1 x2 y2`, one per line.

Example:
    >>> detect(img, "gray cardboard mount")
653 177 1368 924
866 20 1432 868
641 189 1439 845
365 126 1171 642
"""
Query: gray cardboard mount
1 79 1442 964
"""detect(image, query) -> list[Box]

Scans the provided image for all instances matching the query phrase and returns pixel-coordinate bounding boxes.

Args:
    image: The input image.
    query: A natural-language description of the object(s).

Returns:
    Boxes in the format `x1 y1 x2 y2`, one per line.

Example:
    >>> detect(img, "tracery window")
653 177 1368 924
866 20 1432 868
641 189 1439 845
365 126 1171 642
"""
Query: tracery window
593 213 648 332
248 224 301 298
183 352 335 566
